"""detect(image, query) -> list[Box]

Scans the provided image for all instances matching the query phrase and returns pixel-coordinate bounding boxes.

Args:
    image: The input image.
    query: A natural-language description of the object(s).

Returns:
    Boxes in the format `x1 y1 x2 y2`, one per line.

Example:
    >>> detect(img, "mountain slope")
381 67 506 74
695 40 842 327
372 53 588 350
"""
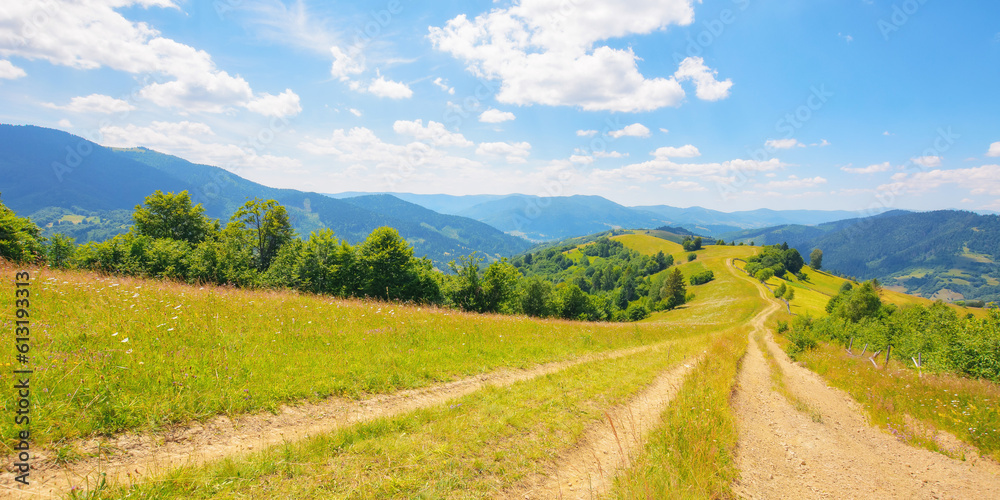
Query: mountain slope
722 210 1000 301
0 124 530 266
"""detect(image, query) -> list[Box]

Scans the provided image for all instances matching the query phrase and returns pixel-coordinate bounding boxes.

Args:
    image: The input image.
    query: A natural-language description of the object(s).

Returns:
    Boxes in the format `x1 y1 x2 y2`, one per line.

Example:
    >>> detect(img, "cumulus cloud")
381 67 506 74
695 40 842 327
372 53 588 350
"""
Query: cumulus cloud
44 94 136 114
609 123 650 138
429 1 731 112
765 138 804 150
912 156 942 168
661 180 706 192
393 119 473 147
841 162 892 174
592 157 784 184
0 1 296 116
987 142 1000 157
100 120 301 172
577 129 598 137
245 89 302 118
762 176 828 190
349 108 362 117
878 165 1000 197
652 145 700 159
0 60 26 79
672 56 733 101
330 45 365 80
366 73 413 99
433 77 455 95
476 141 532 163
479 108 516 123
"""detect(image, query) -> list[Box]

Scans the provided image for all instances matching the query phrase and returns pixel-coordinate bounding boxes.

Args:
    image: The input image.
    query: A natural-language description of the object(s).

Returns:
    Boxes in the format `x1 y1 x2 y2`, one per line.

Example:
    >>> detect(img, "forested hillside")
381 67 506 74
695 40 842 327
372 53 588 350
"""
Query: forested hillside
723 210 1000 302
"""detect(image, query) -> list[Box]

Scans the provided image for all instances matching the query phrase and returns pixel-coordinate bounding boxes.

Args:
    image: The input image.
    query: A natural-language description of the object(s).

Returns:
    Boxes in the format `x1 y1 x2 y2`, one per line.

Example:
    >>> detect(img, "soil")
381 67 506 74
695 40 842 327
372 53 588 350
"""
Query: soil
731 268 1000 499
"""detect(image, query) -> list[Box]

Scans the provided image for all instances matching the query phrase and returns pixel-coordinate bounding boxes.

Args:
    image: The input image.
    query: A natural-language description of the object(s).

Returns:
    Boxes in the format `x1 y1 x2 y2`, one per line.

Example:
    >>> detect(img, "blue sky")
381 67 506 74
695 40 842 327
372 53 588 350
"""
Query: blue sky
1 0 998 212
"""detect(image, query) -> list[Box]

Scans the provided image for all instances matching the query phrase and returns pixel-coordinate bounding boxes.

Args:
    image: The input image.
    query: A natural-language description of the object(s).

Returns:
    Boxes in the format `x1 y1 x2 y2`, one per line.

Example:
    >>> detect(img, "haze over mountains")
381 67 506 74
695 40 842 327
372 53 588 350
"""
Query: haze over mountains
2 124 999 302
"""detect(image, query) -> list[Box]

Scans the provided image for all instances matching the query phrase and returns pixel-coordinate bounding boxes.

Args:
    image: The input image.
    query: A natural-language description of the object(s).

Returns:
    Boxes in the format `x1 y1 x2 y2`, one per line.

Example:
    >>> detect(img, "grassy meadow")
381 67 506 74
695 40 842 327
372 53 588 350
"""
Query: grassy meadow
1 260 702 448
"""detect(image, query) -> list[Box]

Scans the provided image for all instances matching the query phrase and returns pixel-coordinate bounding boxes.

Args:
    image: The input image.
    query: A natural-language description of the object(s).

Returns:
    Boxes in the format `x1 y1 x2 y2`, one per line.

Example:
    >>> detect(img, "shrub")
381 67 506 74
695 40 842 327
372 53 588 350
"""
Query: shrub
687 252 697 262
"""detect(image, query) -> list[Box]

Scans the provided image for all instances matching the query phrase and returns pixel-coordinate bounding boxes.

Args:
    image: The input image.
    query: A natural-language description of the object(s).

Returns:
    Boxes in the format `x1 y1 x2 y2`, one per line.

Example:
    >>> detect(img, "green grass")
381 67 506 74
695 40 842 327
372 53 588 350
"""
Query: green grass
790 341 1000 460
611 324 750 499
611 232 686 263
84 337 710 499
644 246 760 325
0 263 702 448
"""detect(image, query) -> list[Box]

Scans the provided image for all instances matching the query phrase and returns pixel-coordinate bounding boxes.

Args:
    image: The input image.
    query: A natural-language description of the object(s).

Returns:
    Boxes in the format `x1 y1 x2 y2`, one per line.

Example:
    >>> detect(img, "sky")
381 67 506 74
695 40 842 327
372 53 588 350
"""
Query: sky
1 0 998 213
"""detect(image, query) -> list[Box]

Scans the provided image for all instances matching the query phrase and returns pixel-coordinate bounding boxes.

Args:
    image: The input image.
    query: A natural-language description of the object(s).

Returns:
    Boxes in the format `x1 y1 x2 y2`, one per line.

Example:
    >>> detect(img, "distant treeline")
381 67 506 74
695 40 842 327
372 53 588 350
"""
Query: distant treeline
0 191 715 323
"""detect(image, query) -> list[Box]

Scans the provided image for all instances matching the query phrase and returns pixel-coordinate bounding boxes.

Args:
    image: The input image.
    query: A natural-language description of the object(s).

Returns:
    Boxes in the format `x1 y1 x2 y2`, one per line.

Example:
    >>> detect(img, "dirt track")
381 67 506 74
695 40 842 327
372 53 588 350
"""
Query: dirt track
0 342 668 499
731 265 1000 499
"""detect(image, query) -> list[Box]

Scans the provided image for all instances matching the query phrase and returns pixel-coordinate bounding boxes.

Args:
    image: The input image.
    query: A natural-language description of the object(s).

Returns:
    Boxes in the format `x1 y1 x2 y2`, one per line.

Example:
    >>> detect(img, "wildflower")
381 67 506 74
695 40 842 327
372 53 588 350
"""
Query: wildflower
121 338 129 343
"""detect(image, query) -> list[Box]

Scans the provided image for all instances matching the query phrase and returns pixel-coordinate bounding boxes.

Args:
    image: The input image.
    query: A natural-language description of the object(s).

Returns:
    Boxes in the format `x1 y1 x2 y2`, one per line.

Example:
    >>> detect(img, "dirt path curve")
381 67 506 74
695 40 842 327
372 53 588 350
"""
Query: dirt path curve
2 343 672 499
497 353 704 500
729 261 1000 499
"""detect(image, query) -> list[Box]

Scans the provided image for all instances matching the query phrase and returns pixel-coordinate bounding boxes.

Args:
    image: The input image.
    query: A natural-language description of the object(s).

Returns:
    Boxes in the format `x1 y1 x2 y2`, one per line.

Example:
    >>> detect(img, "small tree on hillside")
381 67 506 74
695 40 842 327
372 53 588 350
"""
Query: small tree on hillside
0 195 43 263
133 190 216 244
229 198 294 272
810 248 823 270
660 268 687 310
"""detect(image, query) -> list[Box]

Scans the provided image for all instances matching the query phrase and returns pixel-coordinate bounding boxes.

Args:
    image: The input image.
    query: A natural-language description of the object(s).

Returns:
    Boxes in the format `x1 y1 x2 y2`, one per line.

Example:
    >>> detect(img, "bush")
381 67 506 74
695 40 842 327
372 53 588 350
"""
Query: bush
690 270 714 285
625 302 650 321
774 282 786 298
754 268 774 283
687 253 697 262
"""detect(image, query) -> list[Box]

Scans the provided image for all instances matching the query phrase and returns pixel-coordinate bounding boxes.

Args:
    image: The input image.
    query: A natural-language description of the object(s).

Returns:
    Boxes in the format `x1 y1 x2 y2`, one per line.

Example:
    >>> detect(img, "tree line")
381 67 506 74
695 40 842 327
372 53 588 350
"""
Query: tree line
0 191 715 323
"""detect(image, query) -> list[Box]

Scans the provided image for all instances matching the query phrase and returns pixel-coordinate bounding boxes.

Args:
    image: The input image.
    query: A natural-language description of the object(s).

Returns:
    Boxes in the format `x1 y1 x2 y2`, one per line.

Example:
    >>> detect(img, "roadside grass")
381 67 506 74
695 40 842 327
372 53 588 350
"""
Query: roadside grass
1 263 701 448
611 324 750 499
754 331 822 423
789 342 1000 461
81 336 710 499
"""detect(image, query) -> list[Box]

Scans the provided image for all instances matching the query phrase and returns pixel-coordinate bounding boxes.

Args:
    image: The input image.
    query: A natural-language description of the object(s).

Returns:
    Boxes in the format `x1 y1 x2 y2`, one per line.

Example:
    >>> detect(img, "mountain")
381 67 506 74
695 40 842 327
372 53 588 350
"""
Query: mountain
0 124 529 266
328 191 889 240
721 210 1000 302
454 194 669 241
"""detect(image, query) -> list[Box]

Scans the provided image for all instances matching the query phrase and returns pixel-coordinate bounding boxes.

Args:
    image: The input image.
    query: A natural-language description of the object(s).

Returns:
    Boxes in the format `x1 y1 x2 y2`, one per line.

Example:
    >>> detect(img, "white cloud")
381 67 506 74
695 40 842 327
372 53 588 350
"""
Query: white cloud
594 150 626 158
44 94 136 114
592 157 784 183
661 180 706 192
841 162 892 174
0 59 26 79
838 32 853 43
652 145 700 159
476 141 532 163
570 155 594 164
433 77 455 95
762 176 827 190
58 119 73 128
912 156 942 168
349 108 362 117
609 123 650 138
428 2 731 112
576 129 598 137
987 142 1000 157
883 131 894 136
245 89 302 118
659 128 670 134
813 139 831 147
879 165 1000 196
393 119 473 147
330 45 365 80
0 1 288 115
672 56 733 101
366 73 413 99
479 108 516 123
100 120 301 172
765 138 804 150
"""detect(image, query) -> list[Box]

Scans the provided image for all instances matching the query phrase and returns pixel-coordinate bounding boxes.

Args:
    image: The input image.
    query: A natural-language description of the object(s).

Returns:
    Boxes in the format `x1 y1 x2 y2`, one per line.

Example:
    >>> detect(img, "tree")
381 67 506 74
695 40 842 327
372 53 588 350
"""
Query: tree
660 268 687 310
774 282 787 298
810 248 824 270
782 248 805 274
519 276 553 317
481 259 522 313
229 198 294 272
358 226 416 301
784 286 795 300
755 268 774 283
0 196 43 263
45 234 76 269
133 190 216 244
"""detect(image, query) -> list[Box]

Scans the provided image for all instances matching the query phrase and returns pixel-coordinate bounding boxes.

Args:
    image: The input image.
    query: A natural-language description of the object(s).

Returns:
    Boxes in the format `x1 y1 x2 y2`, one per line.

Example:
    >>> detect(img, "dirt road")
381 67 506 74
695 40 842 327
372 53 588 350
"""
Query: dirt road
730 262 1000 499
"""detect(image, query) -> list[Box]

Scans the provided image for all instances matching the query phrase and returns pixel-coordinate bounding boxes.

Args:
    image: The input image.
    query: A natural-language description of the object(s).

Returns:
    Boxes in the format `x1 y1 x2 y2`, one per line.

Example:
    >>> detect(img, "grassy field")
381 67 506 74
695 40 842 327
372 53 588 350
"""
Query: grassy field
0 262 704 447
85 336 712 498
611 232 686 263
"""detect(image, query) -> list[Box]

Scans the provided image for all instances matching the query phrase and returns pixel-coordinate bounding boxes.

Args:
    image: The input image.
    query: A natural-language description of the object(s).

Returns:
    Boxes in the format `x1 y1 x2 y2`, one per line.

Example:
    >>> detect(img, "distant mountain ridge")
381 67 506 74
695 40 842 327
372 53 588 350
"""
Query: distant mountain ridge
0 124 530 266
327 191 886 240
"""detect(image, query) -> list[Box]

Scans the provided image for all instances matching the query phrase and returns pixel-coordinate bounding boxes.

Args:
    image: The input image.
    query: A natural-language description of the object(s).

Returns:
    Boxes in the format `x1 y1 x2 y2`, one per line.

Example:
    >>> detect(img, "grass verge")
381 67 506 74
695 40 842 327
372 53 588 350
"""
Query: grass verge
754 332 822 423
610 325 749 499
